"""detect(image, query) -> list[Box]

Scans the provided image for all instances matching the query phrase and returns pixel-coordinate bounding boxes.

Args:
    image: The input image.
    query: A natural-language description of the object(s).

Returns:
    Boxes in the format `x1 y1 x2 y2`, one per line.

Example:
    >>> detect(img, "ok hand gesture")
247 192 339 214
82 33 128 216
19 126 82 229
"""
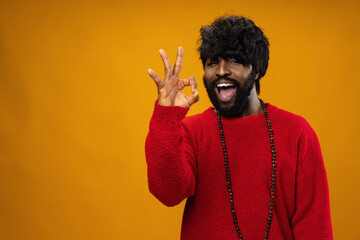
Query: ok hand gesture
147 47 199 108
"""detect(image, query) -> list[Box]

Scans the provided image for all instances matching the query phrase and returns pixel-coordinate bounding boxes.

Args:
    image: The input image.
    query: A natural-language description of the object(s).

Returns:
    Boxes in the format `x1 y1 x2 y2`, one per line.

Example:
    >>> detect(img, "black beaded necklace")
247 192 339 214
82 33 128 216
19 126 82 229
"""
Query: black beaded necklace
215 98 276 240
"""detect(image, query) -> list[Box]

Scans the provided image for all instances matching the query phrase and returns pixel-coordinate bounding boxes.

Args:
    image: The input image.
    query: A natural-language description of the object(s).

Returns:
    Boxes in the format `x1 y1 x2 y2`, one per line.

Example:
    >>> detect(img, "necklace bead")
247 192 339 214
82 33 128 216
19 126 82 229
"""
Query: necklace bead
216 98 276 240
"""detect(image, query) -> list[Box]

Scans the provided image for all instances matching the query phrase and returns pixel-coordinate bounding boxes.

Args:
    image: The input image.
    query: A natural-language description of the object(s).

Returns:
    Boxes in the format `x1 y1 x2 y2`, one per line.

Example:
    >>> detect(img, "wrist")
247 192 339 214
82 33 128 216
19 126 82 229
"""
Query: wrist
151 101 189 127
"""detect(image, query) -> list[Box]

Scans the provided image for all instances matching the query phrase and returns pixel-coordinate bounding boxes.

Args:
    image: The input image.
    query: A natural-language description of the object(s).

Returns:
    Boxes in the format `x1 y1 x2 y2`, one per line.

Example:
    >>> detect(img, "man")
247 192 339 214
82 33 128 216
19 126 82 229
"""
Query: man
145 16 333 239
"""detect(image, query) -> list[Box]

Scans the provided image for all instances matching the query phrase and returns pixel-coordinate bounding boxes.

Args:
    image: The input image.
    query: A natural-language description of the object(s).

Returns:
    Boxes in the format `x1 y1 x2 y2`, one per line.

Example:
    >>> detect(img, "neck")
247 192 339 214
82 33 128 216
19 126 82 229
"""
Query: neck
240 87 263 117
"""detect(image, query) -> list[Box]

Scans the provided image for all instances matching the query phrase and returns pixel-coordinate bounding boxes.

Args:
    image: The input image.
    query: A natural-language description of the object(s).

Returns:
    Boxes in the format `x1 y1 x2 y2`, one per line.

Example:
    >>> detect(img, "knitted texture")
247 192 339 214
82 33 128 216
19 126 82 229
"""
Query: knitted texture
145 102 333 240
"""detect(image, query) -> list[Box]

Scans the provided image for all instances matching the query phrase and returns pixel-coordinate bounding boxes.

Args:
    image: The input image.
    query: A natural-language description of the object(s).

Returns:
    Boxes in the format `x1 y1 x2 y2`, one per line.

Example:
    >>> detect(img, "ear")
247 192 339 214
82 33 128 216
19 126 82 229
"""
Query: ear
255 68 260 80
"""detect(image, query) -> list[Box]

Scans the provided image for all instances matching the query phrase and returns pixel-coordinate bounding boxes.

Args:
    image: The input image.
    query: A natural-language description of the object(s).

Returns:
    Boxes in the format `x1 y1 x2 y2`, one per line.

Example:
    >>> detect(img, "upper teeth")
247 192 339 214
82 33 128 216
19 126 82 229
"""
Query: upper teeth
217 83 234 88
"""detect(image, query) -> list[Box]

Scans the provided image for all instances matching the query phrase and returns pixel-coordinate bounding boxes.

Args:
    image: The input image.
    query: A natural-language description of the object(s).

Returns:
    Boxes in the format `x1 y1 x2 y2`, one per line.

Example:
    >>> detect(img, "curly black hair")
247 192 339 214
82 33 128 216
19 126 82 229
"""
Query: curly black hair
198 15 269 94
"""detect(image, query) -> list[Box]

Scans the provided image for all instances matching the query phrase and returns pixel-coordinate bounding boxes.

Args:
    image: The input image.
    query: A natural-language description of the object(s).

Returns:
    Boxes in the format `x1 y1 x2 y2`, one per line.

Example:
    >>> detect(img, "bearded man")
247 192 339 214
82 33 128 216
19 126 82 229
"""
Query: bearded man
145 15 333 239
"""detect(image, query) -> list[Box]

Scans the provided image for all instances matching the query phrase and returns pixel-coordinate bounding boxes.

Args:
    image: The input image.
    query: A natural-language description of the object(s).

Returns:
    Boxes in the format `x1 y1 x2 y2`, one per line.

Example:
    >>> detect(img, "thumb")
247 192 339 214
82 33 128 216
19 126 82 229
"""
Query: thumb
187 90 200 107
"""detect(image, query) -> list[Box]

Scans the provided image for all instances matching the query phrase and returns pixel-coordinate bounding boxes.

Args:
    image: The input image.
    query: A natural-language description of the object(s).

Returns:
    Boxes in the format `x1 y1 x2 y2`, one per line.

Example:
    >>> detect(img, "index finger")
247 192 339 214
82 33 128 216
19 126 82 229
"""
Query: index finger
173 47 183 77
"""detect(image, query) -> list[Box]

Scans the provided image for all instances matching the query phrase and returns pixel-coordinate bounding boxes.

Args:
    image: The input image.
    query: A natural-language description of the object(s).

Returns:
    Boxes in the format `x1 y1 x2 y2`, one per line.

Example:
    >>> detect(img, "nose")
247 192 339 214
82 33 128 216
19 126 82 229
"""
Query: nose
216 59 231 77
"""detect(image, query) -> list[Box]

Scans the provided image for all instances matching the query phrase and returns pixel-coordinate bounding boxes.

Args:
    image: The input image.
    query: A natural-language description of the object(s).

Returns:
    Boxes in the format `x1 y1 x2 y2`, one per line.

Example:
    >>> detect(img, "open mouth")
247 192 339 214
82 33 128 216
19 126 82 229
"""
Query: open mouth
215 82 236 103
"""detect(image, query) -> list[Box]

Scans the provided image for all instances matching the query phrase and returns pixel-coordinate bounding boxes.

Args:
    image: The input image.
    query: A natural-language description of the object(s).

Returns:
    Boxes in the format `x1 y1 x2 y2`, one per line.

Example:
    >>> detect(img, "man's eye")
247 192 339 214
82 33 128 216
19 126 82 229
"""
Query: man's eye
230 60 239 64
207 61 216 66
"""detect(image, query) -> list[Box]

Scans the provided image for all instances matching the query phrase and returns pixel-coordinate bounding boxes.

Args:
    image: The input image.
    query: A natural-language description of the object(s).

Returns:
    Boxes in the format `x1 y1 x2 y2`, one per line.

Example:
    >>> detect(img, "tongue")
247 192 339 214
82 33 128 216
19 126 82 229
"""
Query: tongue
219 87 236 100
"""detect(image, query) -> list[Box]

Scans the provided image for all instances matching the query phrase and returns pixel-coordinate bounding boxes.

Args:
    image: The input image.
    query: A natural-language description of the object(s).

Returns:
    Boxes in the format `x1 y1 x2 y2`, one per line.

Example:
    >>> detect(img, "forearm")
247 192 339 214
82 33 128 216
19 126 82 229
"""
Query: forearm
291 171 333 239
145 102 196 207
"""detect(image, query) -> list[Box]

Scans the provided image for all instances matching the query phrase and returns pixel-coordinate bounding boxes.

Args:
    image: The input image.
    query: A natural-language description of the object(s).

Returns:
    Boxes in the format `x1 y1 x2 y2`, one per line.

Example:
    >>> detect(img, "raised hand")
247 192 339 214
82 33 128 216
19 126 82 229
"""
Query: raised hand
147 47 199 108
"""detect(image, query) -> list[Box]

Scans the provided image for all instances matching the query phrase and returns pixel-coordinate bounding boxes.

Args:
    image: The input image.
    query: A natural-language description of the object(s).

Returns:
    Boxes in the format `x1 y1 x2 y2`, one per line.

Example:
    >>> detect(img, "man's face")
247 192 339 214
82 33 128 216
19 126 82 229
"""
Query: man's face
203 57 256 117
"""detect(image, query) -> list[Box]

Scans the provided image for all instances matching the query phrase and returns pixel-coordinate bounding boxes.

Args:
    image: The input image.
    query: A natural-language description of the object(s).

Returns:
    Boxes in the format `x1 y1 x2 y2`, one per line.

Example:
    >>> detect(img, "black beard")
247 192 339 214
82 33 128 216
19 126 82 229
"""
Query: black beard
203 70 256 118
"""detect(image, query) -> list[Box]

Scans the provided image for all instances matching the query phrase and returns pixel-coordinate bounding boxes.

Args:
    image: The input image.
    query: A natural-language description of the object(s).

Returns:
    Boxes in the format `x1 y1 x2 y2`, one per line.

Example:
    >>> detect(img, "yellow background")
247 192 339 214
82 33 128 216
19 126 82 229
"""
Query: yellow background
0 0 359 239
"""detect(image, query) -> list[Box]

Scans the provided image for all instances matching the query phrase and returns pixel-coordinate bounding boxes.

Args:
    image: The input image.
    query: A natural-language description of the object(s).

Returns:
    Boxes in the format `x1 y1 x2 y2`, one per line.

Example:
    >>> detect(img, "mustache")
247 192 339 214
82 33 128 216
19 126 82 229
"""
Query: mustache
215 76 237 83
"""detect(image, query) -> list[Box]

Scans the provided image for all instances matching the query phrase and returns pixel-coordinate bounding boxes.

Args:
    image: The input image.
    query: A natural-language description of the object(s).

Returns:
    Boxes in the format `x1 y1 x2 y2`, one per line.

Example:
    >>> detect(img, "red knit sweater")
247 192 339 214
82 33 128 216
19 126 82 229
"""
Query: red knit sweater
145 102 333 239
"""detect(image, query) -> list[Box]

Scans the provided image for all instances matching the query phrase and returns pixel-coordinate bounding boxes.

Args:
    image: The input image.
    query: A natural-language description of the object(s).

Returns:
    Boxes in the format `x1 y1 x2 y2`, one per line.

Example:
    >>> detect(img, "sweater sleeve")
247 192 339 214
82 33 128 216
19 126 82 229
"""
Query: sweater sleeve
145 102 197 207
291 122 333 239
